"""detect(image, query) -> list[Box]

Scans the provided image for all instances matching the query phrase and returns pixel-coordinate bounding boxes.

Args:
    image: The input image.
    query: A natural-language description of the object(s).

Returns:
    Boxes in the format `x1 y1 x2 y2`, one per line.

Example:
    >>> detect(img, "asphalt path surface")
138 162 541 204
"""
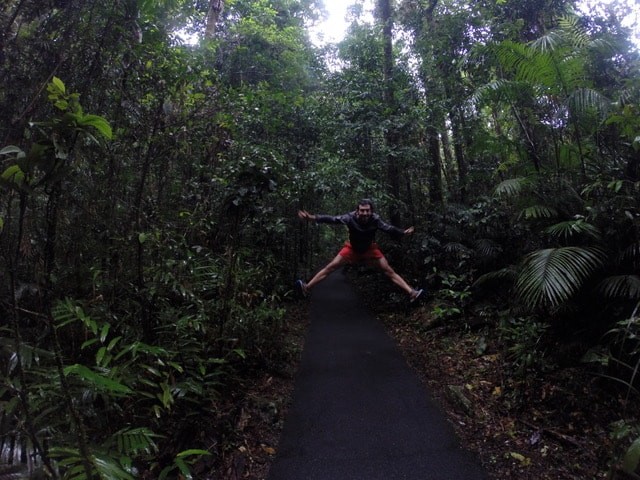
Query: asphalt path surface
268 271 487 480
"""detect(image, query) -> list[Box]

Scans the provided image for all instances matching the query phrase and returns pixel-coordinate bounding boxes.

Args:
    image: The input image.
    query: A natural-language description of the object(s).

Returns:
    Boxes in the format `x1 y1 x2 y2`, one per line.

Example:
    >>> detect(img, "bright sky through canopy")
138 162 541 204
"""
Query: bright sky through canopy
309 0 373 46
310 0 639 48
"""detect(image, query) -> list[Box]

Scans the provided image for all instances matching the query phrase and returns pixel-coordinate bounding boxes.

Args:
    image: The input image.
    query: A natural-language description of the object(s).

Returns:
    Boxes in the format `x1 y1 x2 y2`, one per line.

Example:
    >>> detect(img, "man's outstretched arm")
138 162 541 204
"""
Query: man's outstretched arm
298 210 350 225
298 210 316 221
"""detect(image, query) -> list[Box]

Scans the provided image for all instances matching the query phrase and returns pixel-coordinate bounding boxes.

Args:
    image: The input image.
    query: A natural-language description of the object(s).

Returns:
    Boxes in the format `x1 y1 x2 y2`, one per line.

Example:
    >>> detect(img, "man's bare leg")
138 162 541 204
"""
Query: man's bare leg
369 257 419 298
303 254 350 292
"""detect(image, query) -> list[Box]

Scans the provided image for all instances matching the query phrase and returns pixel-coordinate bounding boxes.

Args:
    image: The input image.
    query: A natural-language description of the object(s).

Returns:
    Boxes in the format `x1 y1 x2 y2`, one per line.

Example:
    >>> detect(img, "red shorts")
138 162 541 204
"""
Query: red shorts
338 242 385 263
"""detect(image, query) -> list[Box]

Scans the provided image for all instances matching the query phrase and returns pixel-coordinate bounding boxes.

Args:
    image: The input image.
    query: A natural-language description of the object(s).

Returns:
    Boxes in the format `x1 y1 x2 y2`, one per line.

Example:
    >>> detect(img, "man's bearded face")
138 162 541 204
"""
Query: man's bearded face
356 204 372 224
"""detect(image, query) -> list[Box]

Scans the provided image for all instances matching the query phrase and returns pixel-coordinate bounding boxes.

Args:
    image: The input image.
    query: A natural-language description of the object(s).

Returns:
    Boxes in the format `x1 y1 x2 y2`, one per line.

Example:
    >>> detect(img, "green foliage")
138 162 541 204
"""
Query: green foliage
1 0 639 477
0 78 111 195
499 316 552 378
607 103 640 141
516 247 606 308
545 219 602 242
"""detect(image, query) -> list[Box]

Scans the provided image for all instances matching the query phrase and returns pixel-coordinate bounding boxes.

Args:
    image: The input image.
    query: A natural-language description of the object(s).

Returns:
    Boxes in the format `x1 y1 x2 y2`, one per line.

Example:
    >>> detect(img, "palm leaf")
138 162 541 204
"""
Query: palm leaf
530 31 564 53
107 427 159 456
493 177 529 198
518 205 558 220
474 238 503 259
473 266 518 288
598 275 640 300
470 79 532 105
619 241 640 268
516 247 607 308
444 242 472 259
545 219 601 241
568 88 610 118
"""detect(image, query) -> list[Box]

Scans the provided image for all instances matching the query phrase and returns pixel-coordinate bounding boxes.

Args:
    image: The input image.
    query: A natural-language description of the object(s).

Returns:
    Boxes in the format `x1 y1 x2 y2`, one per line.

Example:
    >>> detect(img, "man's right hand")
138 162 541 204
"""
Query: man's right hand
298 210 316 221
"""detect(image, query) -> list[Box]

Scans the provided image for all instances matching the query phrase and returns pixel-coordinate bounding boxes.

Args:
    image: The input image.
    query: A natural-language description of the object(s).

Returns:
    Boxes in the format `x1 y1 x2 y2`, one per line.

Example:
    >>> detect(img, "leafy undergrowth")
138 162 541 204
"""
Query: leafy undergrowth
211 301 309 480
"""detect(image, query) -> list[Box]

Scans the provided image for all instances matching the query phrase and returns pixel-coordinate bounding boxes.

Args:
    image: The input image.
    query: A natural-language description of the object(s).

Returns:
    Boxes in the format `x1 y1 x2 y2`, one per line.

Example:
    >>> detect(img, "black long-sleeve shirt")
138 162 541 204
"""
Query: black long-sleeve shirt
315 211 405 253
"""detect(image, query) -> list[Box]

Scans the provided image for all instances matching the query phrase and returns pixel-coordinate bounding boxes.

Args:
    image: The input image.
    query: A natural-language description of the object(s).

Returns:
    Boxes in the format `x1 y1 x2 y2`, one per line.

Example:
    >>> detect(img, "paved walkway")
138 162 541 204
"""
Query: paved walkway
268 271 487 480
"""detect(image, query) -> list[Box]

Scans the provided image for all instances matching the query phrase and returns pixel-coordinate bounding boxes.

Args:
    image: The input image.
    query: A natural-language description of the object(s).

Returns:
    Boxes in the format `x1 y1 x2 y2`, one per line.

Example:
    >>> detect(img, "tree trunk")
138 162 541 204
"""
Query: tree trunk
449 107 468 203
427 127 444 205
204 0 224 39
377 0 401 225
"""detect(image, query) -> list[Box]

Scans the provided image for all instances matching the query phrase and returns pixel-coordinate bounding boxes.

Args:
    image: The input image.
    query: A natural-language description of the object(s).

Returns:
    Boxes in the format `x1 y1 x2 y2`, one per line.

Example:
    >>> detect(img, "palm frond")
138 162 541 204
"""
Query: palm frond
518 205 558 220
545 219 601 241
493 40 532 73
107 427 160 456
568 88 611 119
619 241 640 268
493 177 529 198
516 247 607 308
444 242 472 258
474 238 503 258
470 79 533 106
598 275 640 300
557 16 590 49
530 31 564 53
49 447 135 480
473 266 518 288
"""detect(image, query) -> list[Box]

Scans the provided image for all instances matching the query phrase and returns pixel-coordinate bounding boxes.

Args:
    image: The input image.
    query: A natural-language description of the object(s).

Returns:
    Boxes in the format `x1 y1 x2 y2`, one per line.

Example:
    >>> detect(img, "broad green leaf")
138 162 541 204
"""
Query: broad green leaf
54 100 69 111
177 449 212 458
2 164 25 185
96 346 107 365
623 437 640 474
100 323 110 343
81 338 100 349
78 114 113 139
0 145 23 156
51 76 66 94
64 364 133 394
174 457 192 478
93 453 135 480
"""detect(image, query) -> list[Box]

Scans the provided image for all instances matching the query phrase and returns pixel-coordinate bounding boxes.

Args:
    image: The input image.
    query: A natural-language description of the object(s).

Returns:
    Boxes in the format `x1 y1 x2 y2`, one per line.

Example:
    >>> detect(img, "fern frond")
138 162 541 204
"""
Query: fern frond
598 275 640 300
516 247 607 308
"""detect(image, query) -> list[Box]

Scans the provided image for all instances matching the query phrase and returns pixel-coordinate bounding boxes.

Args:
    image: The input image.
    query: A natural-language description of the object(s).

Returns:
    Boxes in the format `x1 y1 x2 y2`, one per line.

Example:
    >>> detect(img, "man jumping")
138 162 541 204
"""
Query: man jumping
296 199 423 302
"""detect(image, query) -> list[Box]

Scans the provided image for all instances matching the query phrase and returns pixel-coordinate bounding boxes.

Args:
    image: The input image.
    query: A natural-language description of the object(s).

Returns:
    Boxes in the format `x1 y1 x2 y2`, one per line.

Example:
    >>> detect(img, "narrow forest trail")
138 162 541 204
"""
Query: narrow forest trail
268 271 487 480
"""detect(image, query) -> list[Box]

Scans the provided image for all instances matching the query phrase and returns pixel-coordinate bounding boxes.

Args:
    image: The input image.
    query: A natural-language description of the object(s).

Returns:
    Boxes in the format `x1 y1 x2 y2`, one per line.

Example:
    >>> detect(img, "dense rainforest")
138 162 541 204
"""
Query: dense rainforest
1 0 639 478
